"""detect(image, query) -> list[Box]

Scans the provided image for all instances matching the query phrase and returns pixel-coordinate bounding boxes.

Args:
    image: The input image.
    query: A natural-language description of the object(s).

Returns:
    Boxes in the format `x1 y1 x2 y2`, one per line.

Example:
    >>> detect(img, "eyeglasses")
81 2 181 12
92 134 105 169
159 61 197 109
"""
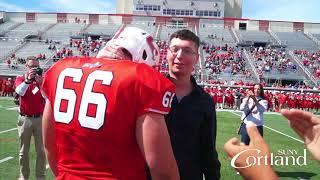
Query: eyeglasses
168 46 198 56
27 65 39 68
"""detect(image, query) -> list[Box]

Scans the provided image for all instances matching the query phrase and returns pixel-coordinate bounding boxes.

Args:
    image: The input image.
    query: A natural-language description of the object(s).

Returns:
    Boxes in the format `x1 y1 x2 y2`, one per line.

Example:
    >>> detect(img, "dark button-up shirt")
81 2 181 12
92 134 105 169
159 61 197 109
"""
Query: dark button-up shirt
165 76 221 180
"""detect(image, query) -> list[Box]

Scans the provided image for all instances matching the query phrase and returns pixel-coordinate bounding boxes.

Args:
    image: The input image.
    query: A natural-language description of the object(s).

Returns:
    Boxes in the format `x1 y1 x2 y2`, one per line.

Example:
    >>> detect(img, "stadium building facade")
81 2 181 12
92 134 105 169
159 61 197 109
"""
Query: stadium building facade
1 11 320 33
117 0 243 19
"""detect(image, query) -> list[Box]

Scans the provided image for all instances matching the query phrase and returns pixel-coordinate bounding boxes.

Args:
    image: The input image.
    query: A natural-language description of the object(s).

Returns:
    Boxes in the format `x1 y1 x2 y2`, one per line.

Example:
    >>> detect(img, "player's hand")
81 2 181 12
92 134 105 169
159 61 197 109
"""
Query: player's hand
97 41 126 60
281 109 320 161
224 123 277 180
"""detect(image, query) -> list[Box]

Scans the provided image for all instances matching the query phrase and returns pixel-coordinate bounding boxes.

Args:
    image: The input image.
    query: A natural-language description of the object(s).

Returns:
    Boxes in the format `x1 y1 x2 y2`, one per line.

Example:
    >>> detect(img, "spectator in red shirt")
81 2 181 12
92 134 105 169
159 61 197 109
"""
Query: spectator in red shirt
0 78 3 96
5 78 14 96
14 56 46 180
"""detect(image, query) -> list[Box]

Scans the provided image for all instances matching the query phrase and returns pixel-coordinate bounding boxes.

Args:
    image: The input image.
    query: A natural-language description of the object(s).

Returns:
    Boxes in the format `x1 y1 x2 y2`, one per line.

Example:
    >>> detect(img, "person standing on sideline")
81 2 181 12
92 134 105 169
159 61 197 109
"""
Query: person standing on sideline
14 56 46 180
239 83 268 145
42 27 179 180
165 29 221 180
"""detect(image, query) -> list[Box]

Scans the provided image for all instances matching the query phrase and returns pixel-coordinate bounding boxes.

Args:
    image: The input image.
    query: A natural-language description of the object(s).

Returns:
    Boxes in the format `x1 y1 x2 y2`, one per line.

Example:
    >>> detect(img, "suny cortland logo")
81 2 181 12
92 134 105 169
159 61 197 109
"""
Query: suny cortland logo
231 149 307 168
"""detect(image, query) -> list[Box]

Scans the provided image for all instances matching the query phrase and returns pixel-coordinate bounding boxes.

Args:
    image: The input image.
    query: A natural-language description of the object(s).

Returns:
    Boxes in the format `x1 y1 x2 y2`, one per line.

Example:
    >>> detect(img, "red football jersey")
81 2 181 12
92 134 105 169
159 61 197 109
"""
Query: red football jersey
42 57 175 180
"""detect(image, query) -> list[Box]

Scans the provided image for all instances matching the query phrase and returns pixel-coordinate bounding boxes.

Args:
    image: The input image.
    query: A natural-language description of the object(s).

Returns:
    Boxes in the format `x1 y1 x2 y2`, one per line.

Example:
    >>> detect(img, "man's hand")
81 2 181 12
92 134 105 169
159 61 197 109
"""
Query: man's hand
26 68 37 81
246 90 254 98
281 109 320 161
97 41 126 60
224 123 277 180
34 74 43 85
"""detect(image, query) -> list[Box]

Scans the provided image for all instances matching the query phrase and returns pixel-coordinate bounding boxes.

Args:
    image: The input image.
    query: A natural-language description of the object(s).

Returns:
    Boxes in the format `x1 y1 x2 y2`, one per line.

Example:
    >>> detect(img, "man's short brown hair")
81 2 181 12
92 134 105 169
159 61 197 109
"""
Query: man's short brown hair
169 29 200 49
26 56 38 62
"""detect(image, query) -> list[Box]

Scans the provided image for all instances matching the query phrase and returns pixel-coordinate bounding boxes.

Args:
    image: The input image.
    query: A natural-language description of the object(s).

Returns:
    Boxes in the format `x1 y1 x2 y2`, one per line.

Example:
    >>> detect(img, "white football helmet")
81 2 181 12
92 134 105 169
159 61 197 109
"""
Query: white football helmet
97 26 160 68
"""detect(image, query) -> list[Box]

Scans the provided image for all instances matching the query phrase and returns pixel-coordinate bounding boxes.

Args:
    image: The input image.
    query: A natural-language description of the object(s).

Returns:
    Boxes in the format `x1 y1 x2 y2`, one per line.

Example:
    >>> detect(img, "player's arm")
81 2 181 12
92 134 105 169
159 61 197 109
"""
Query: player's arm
42 99 58 176
136 112 179 180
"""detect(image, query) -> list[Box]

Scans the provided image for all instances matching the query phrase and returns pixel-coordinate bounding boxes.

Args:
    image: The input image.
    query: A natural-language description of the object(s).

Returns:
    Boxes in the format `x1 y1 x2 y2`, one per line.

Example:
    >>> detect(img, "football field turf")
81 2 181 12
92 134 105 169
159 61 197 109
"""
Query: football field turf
0 97 319 180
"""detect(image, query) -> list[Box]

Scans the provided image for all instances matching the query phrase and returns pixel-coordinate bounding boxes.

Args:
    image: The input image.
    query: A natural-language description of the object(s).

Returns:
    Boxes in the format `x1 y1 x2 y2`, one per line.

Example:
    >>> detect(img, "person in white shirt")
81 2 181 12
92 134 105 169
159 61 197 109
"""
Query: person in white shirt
239 83 268 145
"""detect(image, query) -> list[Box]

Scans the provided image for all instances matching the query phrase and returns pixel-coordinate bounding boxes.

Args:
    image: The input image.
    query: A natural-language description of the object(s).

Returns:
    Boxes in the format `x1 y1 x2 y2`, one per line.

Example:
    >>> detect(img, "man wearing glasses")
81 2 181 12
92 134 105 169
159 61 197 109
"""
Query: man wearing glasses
14 56 46 180
165 29 221 180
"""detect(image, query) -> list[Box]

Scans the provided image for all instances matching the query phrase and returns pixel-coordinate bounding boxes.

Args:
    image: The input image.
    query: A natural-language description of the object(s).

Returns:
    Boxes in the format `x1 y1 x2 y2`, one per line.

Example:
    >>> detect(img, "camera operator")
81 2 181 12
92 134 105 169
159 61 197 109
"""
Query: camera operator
14 56 46 180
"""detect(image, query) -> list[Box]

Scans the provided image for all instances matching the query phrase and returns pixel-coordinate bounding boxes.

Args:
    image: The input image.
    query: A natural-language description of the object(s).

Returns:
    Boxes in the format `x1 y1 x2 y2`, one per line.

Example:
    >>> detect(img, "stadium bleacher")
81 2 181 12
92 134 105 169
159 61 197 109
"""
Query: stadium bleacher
0 21 20 33
199 25 235 45
4 22 52 38
85 23 122 36
275 31 318 51
236 30 275 44
0 15 319 88
42 22 86 43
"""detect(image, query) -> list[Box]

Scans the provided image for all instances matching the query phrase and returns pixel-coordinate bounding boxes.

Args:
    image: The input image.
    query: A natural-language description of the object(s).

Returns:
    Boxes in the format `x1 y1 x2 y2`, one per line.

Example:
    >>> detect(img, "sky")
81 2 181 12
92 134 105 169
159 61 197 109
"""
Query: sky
0 0 319 23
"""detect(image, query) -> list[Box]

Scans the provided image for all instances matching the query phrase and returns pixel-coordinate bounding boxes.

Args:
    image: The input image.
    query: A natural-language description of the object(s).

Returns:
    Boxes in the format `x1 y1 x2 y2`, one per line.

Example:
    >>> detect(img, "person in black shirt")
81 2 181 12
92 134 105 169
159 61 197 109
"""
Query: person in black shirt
165 29 221 180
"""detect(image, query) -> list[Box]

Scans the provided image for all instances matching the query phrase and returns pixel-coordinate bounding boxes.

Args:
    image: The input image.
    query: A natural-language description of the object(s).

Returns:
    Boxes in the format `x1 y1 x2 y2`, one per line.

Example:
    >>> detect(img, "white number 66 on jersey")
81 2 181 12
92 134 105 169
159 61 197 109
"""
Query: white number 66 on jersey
53 68 113 130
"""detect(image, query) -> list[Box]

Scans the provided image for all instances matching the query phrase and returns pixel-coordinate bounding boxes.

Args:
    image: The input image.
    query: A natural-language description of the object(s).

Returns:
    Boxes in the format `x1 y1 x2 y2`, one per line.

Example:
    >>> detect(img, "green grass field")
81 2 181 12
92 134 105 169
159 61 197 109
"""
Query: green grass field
0 97 319 180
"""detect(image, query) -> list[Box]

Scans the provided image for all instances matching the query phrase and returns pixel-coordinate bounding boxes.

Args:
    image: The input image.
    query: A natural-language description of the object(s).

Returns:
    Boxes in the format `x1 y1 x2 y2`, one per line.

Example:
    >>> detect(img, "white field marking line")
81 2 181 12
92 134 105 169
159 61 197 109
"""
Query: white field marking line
6 107 19 111
0 128 18 134
216 109 281 115
229 111 304 144
0 105 18 110
0 157 13 164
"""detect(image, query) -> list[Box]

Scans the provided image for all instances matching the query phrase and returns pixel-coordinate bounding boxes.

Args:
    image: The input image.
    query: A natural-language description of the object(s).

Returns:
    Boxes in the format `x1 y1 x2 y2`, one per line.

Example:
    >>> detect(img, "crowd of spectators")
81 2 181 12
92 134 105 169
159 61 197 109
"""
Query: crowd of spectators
203 44 248 76
203 43 248 77
53 37 109 62
156 40 169 74
250 46 297 77
294 49 320 78
203 85 320 112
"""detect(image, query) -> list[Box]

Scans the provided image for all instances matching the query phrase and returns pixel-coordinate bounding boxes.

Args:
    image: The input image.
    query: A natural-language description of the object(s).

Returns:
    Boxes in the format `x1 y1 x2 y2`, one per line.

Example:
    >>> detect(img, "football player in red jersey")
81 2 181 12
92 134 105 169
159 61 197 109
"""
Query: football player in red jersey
42 27 179 180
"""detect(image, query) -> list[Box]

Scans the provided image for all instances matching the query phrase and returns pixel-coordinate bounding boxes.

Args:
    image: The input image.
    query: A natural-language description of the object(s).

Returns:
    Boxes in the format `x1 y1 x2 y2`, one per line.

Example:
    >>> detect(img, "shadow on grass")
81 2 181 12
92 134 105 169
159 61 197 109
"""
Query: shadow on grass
276 171 316 179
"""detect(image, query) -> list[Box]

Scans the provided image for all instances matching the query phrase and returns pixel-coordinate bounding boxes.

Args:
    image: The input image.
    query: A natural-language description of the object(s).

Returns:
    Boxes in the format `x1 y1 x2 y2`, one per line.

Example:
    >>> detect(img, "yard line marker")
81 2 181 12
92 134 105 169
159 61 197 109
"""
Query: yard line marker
0 157 13 164
6 107 19 111
0 128 17 134
229 111 304 144
263 125 304 143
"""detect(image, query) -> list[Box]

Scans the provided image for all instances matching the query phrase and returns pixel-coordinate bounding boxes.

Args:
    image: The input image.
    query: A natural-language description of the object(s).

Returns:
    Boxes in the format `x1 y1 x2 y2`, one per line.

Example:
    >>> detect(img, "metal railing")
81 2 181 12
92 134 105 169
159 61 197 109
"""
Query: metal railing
268 29 282 45
230 28 240 43
305 32 320 46
243 49 260 82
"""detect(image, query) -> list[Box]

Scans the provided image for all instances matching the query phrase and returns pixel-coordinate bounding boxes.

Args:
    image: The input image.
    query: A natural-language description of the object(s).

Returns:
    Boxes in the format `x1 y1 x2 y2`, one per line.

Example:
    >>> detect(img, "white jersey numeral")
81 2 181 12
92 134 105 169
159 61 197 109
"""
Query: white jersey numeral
54 68 82 124
54 68 113 130
162 91 175 108
78 70 112 129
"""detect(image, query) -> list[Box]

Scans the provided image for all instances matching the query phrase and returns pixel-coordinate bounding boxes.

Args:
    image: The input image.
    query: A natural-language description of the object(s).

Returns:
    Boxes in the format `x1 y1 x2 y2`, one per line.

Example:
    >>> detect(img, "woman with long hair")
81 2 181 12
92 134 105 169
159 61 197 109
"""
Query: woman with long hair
239 83 268 145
